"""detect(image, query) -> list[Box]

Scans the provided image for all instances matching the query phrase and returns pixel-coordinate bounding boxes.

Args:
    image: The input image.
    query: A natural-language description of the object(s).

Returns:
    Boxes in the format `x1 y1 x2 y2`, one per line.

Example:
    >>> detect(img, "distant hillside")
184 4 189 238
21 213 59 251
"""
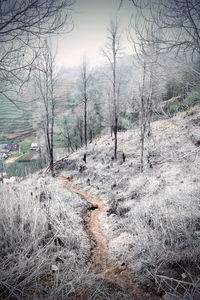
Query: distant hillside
0 78 77 143
0 100 35 143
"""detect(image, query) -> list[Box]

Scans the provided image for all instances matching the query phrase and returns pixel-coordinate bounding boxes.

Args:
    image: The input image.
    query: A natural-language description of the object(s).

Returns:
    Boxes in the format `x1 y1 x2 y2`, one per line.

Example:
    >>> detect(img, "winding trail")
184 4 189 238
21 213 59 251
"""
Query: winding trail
58 175 160 300
58 175 127 278
58 175 108 271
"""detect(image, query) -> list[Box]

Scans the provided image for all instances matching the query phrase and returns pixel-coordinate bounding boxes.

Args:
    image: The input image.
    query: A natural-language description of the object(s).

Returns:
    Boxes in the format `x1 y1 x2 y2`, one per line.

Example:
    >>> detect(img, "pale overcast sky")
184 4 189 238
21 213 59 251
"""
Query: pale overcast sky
55 0 134 68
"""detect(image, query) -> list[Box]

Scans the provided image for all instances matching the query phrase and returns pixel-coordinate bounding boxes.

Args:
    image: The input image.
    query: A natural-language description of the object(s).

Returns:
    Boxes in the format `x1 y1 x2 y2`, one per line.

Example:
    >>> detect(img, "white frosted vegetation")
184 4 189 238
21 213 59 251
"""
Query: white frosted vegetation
0 175 90 299
59 108 200 297
1 108 199 299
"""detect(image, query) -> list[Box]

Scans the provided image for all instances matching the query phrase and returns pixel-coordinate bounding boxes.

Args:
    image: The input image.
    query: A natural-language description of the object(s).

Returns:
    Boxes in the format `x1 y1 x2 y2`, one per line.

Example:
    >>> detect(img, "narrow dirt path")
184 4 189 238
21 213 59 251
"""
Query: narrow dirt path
58 175 108 271
58 175 160 300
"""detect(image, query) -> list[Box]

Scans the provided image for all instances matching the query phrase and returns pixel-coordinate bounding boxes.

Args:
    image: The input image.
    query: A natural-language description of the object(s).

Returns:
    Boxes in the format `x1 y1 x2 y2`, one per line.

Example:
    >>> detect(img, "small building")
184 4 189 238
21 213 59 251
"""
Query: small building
5 144 19 151
0 144 19 153
30 143 39 151
0 145 10 160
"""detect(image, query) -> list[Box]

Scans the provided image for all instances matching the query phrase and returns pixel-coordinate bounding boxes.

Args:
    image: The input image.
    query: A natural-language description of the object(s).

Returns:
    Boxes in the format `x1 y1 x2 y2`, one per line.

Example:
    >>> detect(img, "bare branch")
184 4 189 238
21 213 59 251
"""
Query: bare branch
0 0 75 104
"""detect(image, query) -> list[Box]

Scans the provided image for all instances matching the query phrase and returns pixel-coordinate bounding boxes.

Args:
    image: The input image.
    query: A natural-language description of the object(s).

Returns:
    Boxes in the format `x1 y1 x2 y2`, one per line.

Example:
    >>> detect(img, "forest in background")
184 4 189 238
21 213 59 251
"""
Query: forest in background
0 0 200 177
1 49 200 177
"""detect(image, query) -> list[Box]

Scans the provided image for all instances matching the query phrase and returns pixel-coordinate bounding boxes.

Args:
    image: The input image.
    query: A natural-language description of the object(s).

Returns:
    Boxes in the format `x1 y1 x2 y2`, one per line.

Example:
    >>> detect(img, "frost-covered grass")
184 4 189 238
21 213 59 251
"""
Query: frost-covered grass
58 106 200 298
2 108 199 299
0 175 91 299
0 175 139 300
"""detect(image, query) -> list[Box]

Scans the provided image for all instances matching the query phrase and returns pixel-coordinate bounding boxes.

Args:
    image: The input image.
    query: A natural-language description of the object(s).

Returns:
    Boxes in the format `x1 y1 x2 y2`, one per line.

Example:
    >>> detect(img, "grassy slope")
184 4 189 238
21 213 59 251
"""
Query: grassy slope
5 137 38 177
0 175 91 299
0 106 199 299
57 105 200 298
0 99 34 142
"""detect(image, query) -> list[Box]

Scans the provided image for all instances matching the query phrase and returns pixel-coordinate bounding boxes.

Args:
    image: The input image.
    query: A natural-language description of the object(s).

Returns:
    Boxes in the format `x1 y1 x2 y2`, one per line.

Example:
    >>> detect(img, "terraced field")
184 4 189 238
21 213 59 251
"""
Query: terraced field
0 99 35 143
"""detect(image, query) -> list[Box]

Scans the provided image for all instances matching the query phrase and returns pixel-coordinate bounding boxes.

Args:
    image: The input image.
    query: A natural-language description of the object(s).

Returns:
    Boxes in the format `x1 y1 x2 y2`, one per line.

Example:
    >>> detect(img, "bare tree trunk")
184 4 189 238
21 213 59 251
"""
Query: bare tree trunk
102 18 121 160
140 127 145 172
80 126 83 147
113 80 118 159
110 126 113 137
147 101 152 137
66 125 74 152
67 142 70 152
84 95 87 147
89 128 93 143
49 149 54 177
68 137 74 152
147 49 158 137
113 25 118 159
50 55 55 177
140 62 147 173
0 159 4 183
81 57 90 148
114 117 118 159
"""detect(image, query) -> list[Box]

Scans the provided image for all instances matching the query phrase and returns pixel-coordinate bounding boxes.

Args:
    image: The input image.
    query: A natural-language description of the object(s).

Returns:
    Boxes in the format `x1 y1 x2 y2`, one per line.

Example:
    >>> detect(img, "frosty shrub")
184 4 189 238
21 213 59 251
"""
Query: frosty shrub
0 175 90 299
120 185 200 282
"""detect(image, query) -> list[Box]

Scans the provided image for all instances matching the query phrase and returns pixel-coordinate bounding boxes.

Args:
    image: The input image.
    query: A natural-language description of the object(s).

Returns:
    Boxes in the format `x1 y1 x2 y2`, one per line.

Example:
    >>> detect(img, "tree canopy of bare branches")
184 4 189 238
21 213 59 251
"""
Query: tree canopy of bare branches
0 0 74 104
129 0 200 57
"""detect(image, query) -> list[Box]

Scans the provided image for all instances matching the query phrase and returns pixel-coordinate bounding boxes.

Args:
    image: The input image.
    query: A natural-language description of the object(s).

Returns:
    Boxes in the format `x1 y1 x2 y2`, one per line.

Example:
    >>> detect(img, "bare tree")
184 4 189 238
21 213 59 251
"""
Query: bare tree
145 44 160 137
80 57 91 148
128 0 200 101
138 58 157 171
128 0 200 172
0 0 74 105
129 20 159 171
34 41 57 177
0 158 4 183
140 61 147 172
104 89 114 137
102 18 122 159
58 118 75 153
59 112 84 153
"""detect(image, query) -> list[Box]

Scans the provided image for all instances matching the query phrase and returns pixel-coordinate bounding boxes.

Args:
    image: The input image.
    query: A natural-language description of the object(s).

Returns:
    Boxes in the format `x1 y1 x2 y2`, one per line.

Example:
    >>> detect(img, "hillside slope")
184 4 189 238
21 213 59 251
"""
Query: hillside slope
0 106 199 299
55 105 200 298
0 100 34 142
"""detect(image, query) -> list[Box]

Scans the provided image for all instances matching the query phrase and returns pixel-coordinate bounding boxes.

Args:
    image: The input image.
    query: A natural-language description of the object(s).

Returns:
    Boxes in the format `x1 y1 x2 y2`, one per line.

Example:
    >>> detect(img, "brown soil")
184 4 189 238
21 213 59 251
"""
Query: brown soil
58 175 108 271
58 175 160 300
